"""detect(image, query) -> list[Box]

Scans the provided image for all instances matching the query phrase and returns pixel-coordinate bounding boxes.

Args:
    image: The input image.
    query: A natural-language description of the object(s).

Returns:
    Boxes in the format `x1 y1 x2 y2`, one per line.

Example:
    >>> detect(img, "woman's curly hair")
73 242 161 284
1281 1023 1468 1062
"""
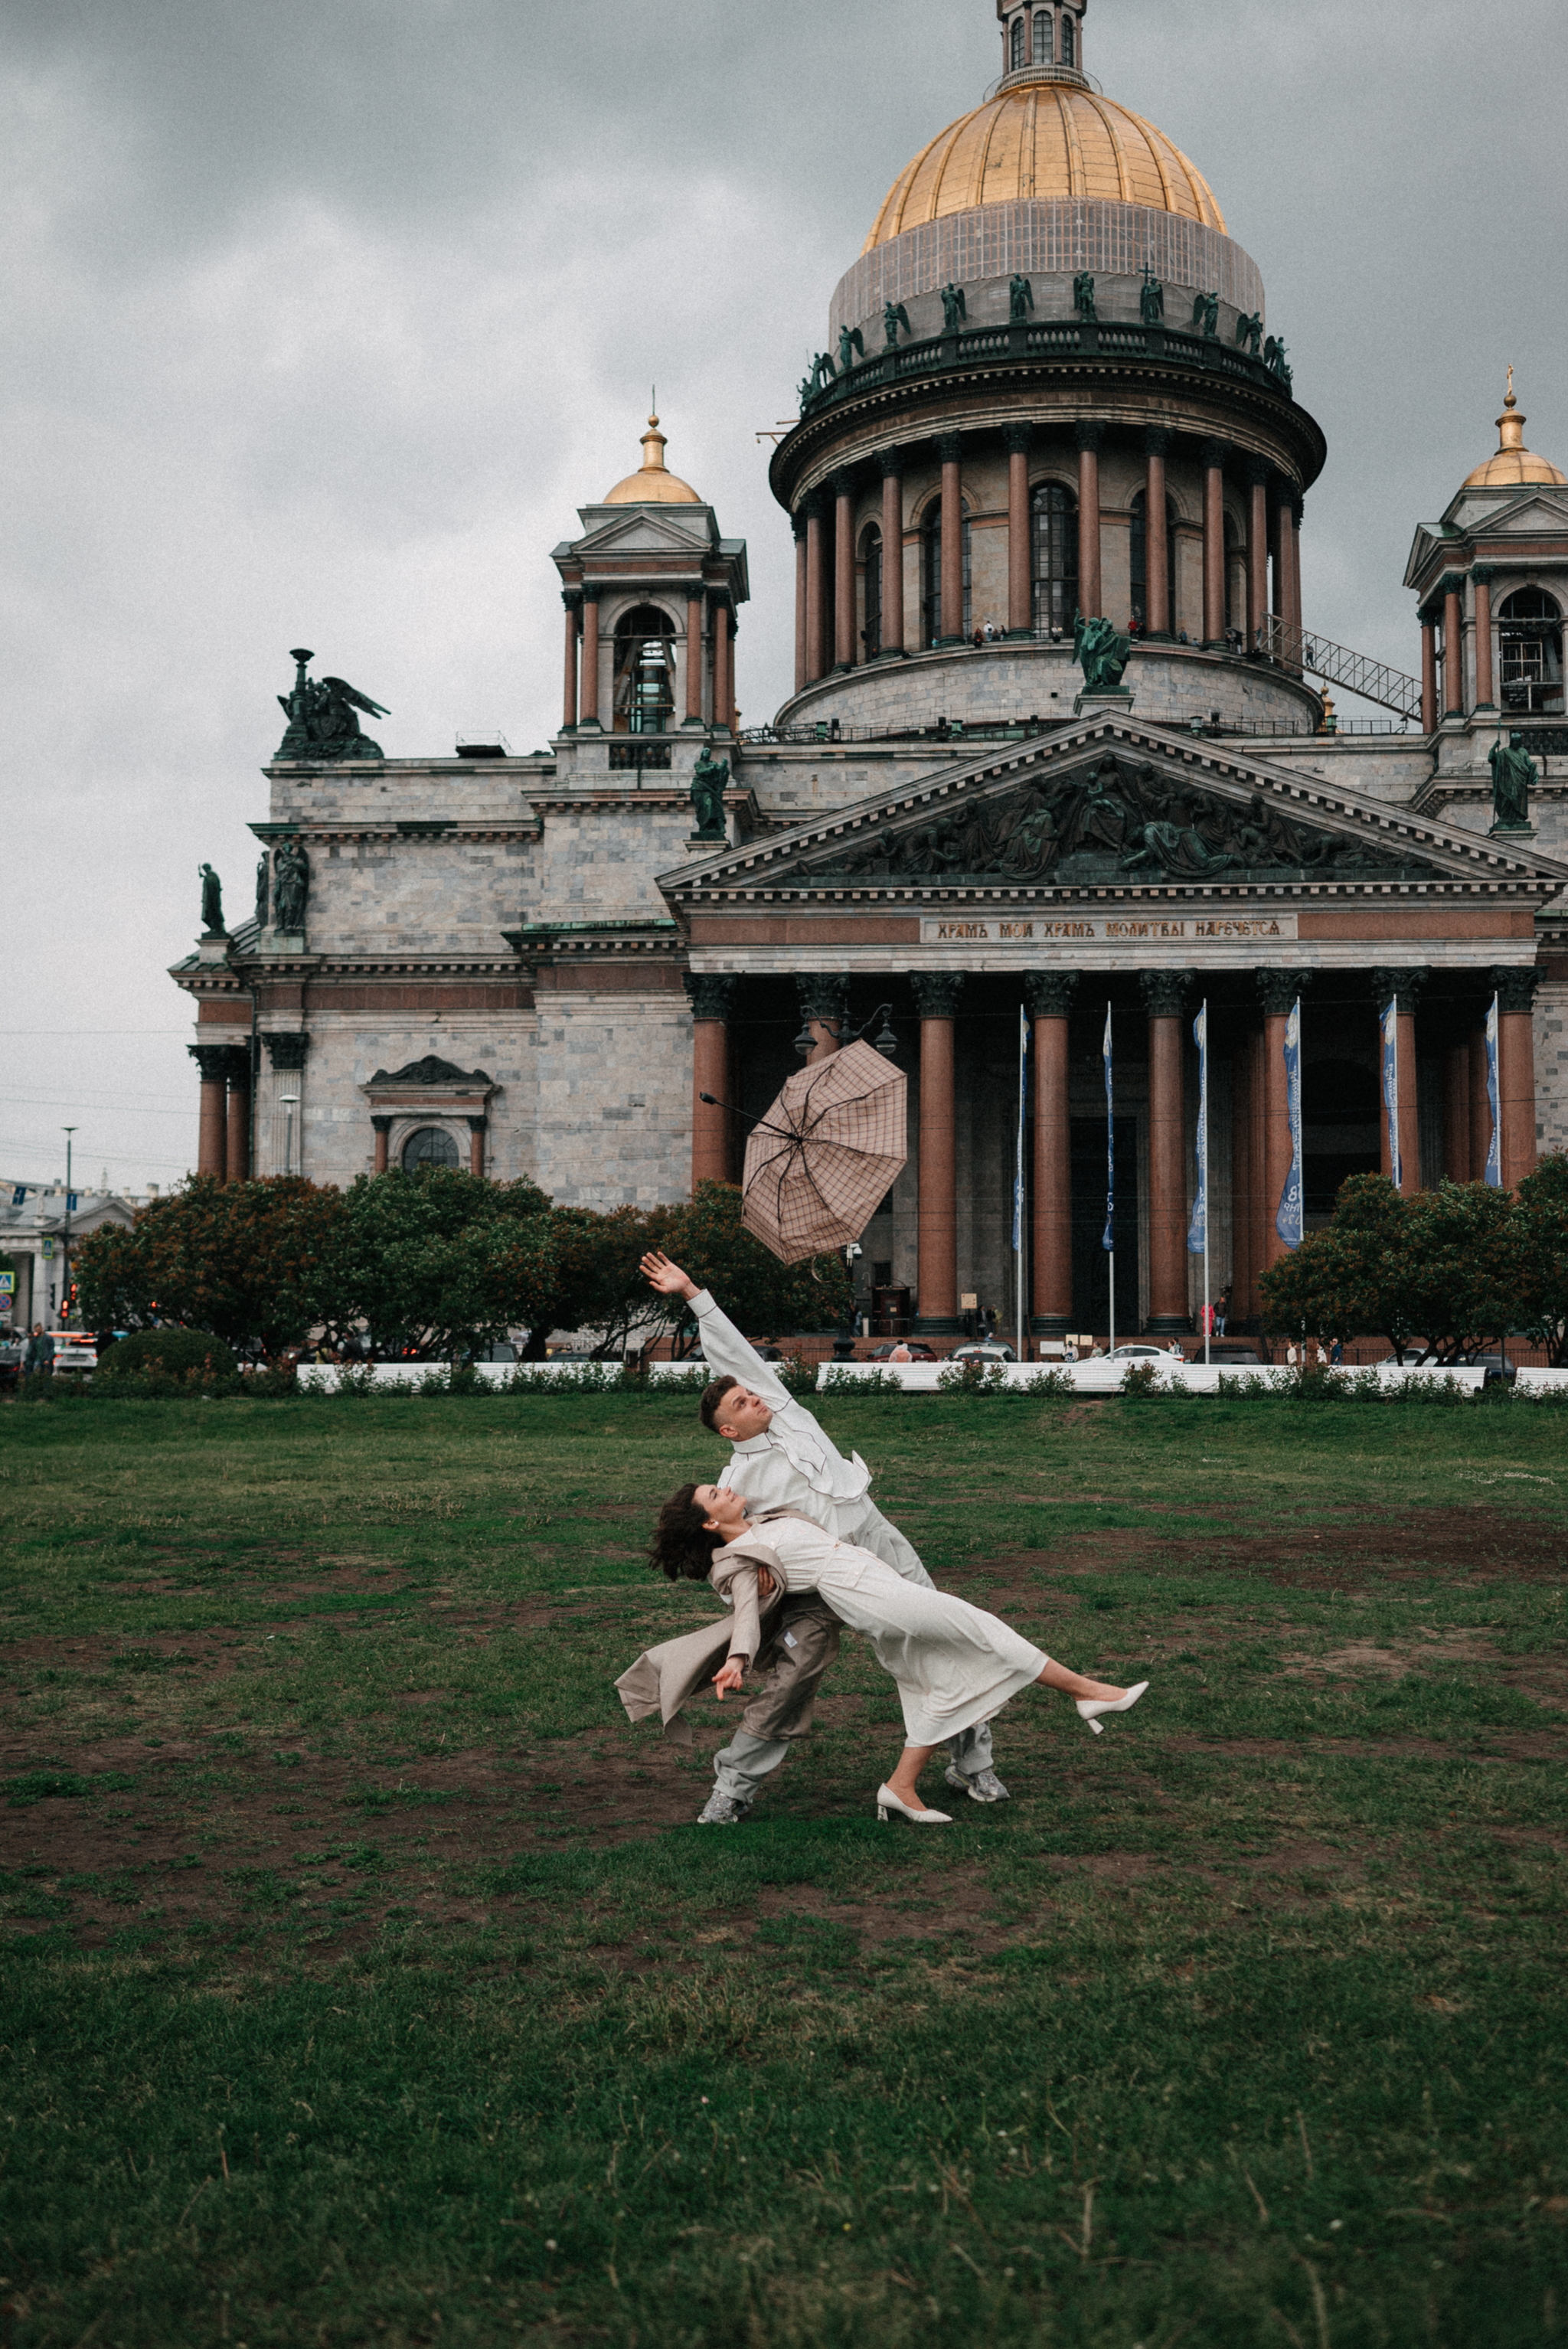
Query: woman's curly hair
648 1483 726 1582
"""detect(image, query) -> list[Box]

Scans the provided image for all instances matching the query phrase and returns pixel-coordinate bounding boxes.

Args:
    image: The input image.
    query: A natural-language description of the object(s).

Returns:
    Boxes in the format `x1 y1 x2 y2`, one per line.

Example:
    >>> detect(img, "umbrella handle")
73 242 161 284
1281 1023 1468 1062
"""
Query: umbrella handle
698 1093 796 1142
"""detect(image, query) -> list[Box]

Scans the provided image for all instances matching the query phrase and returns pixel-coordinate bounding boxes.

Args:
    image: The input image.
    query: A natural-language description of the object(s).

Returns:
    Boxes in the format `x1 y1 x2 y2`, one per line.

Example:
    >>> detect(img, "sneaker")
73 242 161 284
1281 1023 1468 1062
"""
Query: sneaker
944 1765 1010 1805
697 1789 753 1825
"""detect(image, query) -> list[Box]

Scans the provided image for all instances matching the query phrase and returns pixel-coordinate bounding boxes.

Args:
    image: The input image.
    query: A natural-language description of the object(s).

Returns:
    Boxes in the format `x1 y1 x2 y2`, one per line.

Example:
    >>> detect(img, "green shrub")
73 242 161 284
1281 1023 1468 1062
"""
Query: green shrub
936 1357 1009 1395
1119 1359 1162 1399
95 1330 239 1385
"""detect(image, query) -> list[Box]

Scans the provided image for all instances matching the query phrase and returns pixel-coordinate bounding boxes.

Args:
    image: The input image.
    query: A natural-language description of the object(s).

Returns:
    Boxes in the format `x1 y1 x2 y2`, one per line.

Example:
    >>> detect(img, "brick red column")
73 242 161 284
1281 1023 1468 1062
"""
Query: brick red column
191 1045 229 1178
796 975 846 1066
939 436 964 642
372 1116 391 1176
794 522 808 695
880 454 905 655
1372 968 1426 1196
1276 491 1299 658
1201 440 1228 649
1258 973 1310 1272
834 473 856 669
580 590 602 728
685 975 737 1190
1443 1041 1470 1183
1443 576 1465 717
562 593 581 731
1145 428 1171 639
468 1119 487 1180
1230 1038 1253 1328
1472 567 1496 709
1246 460 1269 648
1077 423 1103 616
1421 618 1439 734
912 974 965 1330
1005 425 1032 637
685 596 705 724
713 604 733 735
1292 501 1305 645
1026 972 1076 1334
221 1047 251 1181
1494 966 1540 1189
1142 972 1193 1332
805 498 828 683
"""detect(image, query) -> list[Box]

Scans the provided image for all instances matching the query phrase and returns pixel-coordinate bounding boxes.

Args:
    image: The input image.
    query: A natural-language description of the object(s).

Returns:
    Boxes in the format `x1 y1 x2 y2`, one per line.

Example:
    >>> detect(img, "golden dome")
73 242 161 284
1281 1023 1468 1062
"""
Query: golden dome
864 80 1226 250
603 414 702 505
1463 371 1566 490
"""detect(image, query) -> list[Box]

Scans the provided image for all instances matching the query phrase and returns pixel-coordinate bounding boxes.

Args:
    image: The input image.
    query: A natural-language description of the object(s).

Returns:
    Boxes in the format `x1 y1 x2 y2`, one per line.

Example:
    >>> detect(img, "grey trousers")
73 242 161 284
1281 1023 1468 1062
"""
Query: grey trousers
712 1585 997 1808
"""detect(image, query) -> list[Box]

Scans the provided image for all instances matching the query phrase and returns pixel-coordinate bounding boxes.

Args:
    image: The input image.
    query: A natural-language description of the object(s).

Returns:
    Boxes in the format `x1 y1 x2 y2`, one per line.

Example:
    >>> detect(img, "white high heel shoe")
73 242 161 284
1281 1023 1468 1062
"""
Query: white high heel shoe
1076 1681 1150 1736
876 1785 952 1825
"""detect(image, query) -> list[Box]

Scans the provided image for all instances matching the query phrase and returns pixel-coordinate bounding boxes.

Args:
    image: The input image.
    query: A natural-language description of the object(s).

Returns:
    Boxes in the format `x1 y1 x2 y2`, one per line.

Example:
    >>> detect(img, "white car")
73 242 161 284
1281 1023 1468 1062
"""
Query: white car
1106 1343 1178 1361
949 1341 1018 1364
51 1334 99 1377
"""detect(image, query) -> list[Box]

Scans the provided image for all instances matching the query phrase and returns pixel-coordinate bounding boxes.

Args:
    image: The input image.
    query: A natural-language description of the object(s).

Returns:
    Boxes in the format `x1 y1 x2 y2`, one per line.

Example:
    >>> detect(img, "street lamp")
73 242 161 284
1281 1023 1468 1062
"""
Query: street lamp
278 1094 300 1177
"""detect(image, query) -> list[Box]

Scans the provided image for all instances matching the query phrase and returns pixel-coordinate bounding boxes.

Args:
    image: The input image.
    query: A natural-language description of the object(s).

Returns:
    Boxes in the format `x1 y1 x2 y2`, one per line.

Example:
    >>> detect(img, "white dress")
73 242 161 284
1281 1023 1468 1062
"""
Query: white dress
723 1514 1049 1747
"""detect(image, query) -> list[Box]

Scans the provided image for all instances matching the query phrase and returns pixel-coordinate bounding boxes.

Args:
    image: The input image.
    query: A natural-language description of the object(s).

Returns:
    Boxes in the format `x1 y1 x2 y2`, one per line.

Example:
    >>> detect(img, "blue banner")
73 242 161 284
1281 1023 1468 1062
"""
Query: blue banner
1102 1005 1115 1251
1276 998 1304 1249
1187 1002 1208 1253
67 1192 78 1212
1380 996 1401 1190
11 1186 27 1206
1485 995 1501 1187
1012 1005 1027 1253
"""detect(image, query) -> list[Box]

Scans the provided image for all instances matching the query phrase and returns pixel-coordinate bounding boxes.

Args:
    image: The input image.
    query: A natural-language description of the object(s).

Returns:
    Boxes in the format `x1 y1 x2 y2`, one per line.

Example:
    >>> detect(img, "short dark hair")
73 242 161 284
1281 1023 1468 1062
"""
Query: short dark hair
700 1374 741 1435
648 1483 724 1582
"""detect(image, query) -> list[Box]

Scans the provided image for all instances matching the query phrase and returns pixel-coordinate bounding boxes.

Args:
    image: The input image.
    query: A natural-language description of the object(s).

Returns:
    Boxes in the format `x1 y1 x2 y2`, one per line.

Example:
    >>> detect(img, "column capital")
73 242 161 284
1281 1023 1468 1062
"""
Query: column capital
580 582 603 604
878 446 906 480
263 1032 311 1072
1143 424 1173 458
1199 438 1230 470
214 1044 251 1085
560 588 583 613
802 489 829 521
828 469 856 500
1471 564 1498 586
1418 601 1443 629
684 973 737 1023
1024 970 1080 1019
1256 969 1312 1020
466 1116 488 1134
1244 453 1272 486
911 973 965 1021
1002 423 1034 456
1438 572 1466 599
1370 965 1429 1017
797 974 849 1024
370 1115 394 1135
188 1043 234 1083
936 432 963 466
1140 969 1195 1021
1275 478 1302 508
1075 420 1106 453
1490 963 1540 1015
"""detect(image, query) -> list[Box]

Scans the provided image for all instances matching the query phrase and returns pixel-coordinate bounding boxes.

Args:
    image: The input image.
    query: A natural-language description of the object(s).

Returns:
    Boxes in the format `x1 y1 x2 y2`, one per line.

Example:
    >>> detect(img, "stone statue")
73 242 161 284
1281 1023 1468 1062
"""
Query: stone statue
1138 270 1164 326
199 864 225 936
273 838 310 933
939 283 967 332
1073 610 1132 696
1120 796 1237 878
1073 272 1097 322
1489 730 1537 831
1191 290 1220 340
807 350 838 398
882 301 911 348
275 649 389 761
1236 310 1263 358
1009 274 1034 322
691 747 730 839
837 324 865 373
254 850 270 929
1264 336 1292 390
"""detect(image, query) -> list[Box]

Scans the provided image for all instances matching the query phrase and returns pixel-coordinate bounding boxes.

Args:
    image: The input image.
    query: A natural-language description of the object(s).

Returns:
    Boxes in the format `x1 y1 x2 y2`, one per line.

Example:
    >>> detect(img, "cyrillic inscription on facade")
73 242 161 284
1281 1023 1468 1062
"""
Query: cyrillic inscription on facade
923 915 1298 946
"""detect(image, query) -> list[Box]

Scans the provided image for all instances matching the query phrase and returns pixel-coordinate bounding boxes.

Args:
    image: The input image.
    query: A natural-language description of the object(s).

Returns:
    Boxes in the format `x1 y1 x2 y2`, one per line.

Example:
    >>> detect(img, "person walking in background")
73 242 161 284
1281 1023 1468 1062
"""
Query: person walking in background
23 1325 54 1387
1214 1286 1233 1338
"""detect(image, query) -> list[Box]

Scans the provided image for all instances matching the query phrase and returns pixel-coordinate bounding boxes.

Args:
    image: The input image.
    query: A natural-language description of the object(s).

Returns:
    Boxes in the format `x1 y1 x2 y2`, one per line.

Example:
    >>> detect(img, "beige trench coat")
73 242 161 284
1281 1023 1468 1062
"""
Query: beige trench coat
612 1513 809 1744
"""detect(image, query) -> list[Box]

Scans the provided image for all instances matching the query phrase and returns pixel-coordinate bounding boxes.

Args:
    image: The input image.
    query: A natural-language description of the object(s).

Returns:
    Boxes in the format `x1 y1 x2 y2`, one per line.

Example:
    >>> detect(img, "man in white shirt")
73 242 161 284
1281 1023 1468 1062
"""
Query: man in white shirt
641 1252 1008 1822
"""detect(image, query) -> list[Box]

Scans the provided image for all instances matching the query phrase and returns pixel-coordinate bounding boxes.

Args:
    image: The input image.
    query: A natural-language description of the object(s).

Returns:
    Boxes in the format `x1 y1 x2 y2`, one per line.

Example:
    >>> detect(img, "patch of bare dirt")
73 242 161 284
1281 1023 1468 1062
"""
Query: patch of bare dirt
978 1507 1568 1592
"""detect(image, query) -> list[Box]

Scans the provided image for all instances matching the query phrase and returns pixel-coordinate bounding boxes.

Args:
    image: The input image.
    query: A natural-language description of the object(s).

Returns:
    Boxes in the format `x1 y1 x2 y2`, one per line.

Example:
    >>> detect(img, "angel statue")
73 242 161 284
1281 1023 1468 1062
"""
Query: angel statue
1009 274 1034 322
837 324 865 374
1073 272 1097 322
1191 289 1220 340
939 283 968 332
1235 310 1263 358
276 649 390 761
1073 610 1132 698
882 300 912 349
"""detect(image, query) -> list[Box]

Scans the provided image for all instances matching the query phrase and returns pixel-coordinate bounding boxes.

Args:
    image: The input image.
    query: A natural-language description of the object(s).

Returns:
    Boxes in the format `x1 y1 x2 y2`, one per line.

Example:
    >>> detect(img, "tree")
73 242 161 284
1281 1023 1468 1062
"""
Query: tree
1260 1174 1417 1360
328 1168 558 1361
75 1178 348 1358
518 1203 674 1359
1400 1182 1526 1363
1517 1152 1568 1366
648 1181 853 1352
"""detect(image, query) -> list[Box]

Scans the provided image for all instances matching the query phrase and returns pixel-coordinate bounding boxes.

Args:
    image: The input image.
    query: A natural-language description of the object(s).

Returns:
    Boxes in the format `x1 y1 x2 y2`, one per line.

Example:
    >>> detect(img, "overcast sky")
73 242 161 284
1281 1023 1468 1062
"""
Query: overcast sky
2 0 1563 1194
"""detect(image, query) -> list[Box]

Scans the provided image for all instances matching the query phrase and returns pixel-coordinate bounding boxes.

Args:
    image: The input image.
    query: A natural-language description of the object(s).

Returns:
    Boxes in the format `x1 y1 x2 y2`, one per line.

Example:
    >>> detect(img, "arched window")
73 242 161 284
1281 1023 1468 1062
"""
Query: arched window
922 500 972 646
861 524 883 658
1031 482 1079 638
1034 9 1053 64
1011 14 1024 68
1499 586 1564 715
1128 491 1178 637
402 1126 460 1172
612 603 676 733
1060 11 1076 66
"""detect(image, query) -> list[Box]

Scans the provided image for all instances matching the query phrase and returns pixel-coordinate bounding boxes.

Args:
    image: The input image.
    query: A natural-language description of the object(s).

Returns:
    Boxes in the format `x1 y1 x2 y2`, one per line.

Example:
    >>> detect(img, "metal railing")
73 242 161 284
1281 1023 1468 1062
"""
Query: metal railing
1261 617 1423 721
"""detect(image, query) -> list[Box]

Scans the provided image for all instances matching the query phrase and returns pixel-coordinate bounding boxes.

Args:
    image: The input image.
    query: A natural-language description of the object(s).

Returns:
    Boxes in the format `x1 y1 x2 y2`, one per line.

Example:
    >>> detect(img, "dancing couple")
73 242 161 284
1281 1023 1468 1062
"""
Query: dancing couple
616 1256 1147 1825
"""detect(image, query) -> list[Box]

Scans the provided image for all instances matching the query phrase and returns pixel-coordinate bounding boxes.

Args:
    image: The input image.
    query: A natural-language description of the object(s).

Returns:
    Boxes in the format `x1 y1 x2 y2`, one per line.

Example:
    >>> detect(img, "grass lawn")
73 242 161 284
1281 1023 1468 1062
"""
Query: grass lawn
0 1386 1565 2347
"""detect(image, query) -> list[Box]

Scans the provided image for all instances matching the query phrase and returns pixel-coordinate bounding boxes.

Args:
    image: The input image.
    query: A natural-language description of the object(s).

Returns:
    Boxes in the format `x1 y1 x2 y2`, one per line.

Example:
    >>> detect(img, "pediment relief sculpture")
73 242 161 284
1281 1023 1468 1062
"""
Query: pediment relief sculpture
367 1056 494 1089
782 757 1438 887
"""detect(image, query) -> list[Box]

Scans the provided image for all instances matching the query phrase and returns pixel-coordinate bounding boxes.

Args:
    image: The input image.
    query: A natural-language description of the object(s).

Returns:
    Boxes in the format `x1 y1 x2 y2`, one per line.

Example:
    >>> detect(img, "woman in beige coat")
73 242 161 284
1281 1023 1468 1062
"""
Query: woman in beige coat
645 1485 1148 1825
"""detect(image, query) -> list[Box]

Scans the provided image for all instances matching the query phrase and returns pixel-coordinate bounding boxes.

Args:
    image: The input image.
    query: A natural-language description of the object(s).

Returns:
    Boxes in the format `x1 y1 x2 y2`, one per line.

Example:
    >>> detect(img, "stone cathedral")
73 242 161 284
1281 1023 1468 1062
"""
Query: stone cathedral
175 0 1568 1342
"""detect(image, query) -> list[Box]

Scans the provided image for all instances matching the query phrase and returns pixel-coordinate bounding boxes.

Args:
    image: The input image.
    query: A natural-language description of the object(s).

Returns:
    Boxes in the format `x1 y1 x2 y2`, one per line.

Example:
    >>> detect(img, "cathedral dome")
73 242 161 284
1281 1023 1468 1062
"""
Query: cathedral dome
603 416 702 506
864 79 1226 252
1462 374 1565 491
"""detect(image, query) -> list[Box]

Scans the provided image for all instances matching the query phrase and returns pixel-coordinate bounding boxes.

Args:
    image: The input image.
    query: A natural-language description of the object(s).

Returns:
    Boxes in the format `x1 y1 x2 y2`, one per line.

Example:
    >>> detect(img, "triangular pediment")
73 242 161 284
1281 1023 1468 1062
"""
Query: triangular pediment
1482 488 1568 536
659 717 1568 905
573 507 715 559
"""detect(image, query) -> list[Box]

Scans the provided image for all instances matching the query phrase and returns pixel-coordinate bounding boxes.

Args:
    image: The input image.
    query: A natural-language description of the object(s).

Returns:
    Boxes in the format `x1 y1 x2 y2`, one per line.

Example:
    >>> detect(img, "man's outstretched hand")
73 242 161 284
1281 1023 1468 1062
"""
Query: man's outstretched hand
641 1251 699 1302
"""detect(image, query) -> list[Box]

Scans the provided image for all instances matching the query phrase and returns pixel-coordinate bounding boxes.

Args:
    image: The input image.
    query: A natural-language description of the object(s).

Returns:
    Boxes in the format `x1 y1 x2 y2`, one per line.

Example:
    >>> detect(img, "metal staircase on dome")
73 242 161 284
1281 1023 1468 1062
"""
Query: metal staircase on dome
1260 619 1423 721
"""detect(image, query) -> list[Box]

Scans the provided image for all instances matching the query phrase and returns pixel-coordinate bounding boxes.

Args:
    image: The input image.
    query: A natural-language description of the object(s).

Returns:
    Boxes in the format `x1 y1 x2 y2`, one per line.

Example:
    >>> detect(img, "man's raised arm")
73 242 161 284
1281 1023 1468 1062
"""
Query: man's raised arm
639 1251 793 1411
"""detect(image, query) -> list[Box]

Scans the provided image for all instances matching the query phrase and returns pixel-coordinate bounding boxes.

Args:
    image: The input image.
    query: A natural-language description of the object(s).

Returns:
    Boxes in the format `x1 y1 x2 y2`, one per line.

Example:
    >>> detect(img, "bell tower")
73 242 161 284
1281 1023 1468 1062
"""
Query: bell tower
998 0 1086 84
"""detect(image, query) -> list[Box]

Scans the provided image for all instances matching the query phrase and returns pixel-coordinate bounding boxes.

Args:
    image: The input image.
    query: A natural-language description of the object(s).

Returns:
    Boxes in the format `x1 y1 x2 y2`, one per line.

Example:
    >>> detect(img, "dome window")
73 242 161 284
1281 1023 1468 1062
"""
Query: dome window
612 603 677 733
1499 586 1564 716
923 500 973 645
1010 13 1025 69
402 1126 460 1173
1034 9 1053 64
1031 484 1079 638
1061 12 1076 66
861 524 884 658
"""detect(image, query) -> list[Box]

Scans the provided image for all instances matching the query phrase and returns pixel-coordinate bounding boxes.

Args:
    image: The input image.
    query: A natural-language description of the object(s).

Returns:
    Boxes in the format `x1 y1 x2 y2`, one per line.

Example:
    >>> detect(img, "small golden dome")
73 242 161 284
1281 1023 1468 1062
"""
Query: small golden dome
1463 370 1566 490
864 81 1226 250
603 414 702 505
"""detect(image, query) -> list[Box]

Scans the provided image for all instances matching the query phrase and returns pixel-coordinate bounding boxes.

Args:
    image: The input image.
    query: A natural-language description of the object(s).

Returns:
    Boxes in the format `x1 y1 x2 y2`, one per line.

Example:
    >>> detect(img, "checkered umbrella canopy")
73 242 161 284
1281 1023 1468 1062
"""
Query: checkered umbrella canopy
741 1041 908 1265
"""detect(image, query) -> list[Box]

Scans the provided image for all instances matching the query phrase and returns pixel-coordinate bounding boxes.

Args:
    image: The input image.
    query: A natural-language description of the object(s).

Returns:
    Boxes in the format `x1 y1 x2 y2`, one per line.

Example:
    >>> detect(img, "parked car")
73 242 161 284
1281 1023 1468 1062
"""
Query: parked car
0 1335 23 1391
1106 1343 1172 1361
1453 1349 1516 1385
867 1340 937 1362
949 1341 1018 1364
51 1335 99 1378
1197 1342 1267 1367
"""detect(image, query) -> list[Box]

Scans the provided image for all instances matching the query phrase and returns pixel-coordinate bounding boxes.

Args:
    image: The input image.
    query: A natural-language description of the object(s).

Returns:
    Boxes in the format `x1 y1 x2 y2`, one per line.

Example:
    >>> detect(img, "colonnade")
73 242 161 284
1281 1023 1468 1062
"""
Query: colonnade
1418 568 1500 732
684 965 1540 1337
560 590 737 735
792 428 1304 688
189 1042 253 1181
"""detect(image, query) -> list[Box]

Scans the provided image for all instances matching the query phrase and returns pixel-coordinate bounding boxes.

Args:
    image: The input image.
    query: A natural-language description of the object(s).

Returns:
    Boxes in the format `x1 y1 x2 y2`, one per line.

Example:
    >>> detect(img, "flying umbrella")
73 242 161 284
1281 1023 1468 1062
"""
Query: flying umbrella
738 1040 907 1265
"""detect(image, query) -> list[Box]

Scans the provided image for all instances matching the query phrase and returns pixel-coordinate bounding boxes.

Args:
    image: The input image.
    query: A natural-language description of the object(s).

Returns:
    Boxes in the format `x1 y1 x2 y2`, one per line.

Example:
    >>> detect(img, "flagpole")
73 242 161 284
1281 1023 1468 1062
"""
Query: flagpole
1015 1004 1027 1364
1201 1005 1210 1367
1105 1001 1116 1359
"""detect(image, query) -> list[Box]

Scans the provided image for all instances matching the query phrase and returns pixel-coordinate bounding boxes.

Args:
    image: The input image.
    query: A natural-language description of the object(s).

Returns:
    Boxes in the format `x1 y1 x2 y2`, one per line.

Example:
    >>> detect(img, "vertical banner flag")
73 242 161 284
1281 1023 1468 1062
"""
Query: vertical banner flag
1380 995 1402 1190
1276 998 1304 1249
1484 993 1502 1187
11 1187 26 1207
1102 1005 1115 1250
1187 1002 1208 1255
1012 1005 1027 1255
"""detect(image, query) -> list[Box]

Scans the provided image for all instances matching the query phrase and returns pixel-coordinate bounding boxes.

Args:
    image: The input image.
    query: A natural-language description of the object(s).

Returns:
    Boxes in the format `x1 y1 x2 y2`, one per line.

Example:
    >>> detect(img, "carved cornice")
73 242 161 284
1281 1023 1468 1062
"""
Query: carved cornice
1491 963 1540 1015
1140 970 1194 1021
1369 965 1429 1017
684 972 738 1022
1024 971 1080 1019
910 973 965 1020
1256 970 1313 1019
